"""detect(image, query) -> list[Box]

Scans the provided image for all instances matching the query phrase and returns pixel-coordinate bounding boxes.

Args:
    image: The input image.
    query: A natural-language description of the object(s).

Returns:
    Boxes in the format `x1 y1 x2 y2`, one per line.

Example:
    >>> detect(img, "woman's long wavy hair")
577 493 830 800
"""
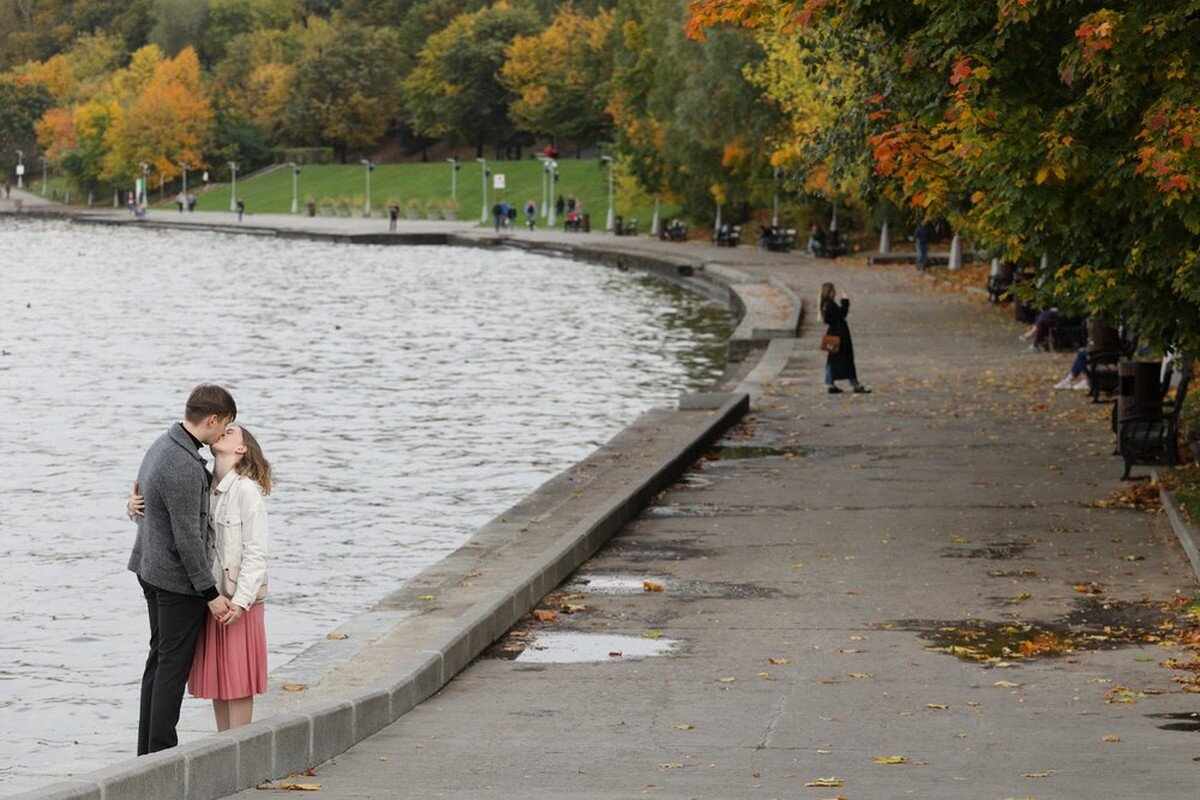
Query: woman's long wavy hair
819 282 836 322
235 427 273 495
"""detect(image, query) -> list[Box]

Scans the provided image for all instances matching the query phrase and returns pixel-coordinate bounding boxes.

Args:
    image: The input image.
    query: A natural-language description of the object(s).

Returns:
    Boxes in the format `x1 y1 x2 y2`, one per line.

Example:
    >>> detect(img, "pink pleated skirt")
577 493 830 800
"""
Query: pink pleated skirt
188 603 268 700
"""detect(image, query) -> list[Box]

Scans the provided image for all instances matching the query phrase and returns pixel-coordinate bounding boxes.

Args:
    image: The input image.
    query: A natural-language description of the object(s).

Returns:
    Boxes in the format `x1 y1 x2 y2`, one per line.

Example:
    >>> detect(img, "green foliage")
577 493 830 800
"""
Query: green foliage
202 0 295 64
0 78 53 158
148 0 211 57
402 3 540 150
285 18 404 162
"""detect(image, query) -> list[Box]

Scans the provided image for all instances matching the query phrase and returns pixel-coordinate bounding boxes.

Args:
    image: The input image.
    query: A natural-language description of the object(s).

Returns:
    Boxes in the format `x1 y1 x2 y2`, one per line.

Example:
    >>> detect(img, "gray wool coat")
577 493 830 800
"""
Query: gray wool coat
127 423 216 596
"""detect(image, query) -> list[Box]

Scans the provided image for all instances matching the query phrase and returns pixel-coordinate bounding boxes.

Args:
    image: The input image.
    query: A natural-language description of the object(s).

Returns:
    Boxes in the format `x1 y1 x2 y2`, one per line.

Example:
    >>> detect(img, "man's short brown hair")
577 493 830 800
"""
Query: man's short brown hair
184 384 237 423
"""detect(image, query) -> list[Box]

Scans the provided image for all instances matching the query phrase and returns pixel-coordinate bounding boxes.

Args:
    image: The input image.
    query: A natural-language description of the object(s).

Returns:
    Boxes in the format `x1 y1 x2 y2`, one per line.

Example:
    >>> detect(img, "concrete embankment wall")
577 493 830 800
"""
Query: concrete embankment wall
7 214 800 800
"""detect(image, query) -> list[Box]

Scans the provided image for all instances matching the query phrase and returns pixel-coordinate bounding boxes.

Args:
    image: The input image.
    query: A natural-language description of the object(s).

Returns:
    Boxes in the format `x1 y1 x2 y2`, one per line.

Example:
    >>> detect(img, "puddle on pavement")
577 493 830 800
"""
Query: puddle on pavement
674 474 713 489
643 503 793 518
707 445 808 460
889 599 1178 664
512 633 681 663
939 541 1033 560
567 573 776 600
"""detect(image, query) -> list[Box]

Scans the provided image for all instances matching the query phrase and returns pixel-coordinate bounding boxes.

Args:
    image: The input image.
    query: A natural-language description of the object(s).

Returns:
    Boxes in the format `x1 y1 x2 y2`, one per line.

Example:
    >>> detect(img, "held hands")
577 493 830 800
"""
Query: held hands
207 595 237 625
126 483 145 519
222 604 246 626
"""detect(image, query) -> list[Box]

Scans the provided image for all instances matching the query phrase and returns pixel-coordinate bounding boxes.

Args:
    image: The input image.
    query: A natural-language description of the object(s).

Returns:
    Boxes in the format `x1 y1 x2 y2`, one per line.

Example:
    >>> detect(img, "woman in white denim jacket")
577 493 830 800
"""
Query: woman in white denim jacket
129 426 272 731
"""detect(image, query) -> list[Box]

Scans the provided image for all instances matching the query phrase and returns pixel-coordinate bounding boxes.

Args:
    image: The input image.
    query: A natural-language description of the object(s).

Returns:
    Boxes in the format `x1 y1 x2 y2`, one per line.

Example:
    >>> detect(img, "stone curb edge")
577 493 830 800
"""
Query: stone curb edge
1152 469 1200 585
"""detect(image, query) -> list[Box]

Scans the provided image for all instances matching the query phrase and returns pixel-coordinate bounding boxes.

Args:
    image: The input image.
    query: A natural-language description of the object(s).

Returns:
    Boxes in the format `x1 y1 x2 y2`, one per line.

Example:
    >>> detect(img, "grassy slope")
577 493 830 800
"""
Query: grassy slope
193 160 679 226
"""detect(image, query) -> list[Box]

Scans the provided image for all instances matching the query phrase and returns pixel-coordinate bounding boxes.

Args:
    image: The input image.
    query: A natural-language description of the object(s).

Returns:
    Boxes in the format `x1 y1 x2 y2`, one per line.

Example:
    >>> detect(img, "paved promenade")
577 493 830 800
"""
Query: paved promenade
7 204 1198 797
183 220 1193 797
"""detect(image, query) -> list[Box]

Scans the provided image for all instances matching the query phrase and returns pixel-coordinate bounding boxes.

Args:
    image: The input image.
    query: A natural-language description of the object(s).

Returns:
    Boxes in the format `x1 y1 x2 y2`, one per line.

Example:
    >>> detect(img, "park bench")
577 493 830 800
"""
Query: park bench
613 216 638 236
1085 327 1138 403
1047 316 1086 351
764 227 797 253
811 230 848 258
713 224 741 247
1117 360 1190 480
564 212 590 233
661 220 688 241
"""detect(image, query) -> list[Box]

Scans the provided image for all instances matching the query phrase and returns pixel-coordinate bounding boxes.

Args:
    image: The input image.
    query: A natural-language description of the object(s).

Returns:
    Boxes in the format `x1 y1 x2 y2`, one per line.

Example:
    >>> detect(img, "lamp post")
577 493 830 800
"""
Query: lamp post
15 149 24 188
446 157 459 202
179 161 189 210
39 156 48 196
228 161 238 212
138 162 149 208
650 197 661 237
288 161 299 214
538 157 547 219
772 167 781 228
547 161 558 227
360 159 374 216
600 155 614 231
476 157 488 223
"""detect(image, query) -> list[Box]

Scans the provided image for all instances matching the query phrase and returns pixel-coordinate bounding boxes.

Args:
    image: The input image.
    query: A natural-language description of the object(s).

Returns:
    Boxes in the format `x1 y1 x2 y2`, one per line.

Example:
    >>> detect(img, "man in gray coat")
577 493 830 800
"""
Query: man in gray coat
128 384 237 754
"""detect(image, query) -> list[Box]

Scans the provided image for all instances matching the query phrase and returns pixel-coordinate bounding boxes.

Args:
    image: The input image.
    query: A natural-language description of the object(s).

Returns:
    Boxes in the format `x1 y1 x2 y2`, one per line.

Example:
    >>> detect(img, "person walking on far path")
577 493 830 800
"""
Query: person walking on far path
127 384 238 754
556 194 565 218
492 201 503 232
915 219 931 270
820 283 870 394
236 198 245 223
525 200 537 230
388 202 399 232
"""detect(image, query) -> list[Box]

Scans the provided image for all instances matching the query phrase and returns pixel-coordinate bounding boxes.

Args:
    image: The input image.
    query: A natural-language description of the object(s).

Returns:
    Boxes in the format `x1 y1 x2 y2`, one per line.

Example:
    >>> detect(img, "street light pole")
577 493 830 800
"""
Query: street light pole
15 149 24 188
360 159 374 216
538 157 548 219
547 161 558 227
179 161 188 209
476 157 488 223
288 162 299 214
39 156 47 196
138 162 148 208
446 158 458 202
772 167 780 228
600 155 614 231
229 161 238 212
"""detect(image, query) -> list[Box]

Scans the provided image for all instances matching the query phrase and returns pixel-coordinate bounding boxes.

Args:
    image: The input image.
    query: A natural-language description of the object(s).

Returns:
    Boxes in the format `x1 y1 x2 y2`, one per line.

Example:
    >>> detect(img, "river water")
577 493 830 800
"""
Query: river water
0 219 730 784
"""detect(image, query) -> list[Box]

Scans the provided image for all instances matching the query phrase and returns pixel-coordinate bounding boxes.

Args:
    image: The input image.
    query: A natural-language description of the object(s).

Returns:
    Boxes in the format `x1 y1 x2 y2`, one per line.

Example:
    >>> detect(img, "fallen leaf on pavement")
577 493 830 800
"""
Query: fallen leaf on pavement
532 609 558 622
643 581 665 592
768 658 790 665
804 777 843 787
925 704 949 710
1023 771 1053 778
847 672 872 679
673 723 695 730
873 756 907 764
325 633 349 640
716 677 736 683
659 763 684 769
1102 734 1120 742
281 684 307 692
994 680 1021 688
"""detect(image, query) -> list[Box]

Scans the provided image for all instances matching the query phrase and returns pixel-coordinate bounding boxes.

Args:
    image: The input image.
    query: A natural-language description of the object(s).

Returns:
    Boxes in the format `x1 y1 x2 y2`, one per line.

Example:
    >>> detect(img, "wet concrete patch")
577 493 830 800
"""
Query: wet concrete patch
602 538 711 562
567 572 777 600
888 598 1179 664
706 444 808 460
1147 712 1200 732
939 540 1033 560
513 633 682 663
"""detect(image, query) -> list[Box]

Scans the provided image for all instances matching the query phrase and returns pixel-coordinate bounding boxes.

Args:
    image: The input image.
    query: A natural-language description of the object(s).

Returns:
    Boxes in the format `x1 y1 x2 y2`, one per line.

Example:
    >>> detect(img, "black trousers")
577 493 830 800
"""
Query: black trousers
137 577 207 755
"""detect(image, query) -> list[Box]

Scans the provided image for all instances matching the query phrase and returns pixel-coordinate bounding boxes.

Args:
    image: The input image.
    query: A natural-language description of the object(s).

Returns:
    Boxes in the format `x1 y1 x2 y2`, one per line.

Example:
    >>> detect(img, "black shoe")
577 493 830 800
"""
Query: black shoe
853 386 872 394
827 385 844 394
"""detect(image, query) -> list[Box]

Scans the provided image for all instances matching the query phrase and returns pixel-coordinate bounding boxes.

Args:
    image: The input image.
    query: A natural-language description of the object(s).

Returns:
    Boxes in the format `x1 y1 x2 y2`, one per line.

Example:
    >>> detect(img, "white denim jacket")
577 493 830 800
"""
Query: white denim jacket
208 471 269 610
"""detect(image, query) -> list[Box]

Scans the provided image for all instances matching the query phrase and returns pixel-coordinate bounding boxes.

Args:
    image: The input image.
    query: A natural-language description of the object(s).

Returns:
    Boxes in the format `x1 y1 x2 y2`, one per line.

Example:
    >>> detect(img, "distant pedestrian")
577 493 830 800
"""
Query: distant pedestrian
507 204 517 228
4 181 10 198
566 196 576 214
555 194 565 218
492 201 503 232
915 220 931 270
236 198 245 223
819 282 870 394
525 200 537 230
388 203 399 232
187 192 196 212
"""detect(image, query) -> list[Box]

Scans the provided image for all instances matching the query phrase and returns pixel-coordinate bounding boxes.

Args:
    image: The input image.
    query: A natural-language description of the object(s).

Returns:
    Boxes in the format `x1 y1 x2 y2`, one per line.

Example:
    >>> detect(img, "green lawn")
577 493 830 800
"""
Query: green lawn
192 160 678 227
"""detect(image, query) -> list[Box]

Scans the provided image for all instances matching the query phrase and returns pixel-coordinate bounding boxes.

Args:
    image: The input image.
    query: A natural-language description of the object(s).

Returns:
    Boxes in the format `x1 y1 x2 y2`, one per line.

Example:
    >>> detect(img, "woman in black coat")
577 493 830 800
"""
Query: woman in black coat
820 282 870 394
